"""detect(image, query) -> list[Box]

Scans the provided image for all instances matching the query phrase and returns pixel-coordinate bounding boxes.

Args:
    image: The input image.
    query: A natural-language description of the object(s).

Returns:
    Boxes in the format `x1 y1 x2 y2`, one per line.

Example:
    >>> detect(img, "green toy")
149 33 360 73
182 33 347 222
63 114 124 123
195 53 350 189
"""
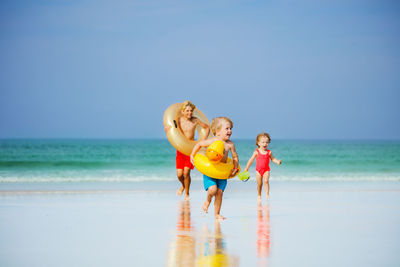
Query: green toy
238 171 250 182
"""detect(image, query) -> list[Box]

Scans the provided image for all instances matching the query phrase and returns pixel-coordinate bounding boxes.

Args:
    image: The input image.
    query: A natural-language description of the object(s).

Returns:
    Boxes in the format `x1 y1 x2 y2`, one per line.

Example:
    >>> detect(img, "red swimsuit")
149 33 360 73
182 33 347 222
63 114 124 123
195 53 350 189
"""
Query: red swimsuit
256 149 270 176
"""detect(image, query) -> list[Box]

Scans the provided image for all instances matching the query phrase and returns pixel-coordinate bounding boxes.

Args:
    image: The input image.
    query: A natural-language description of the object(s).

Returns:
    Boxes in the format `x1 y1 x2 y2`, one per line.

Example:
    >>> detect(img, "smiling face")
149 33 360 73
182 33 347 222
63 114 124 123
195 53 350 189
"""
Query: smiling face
216 120 233 141
181 106 194 119
257 136 270 151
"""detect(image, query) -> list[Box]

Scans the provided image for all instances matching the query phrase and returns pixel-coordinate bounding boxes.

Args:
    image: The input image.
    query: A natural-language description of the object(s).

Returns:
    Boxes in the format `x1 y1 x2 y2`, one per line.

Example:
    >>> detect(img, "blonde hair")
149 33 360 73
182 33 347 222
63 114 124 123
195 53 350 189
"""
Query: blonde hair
256 132 271 147
181 100 196 111
210 117 233 135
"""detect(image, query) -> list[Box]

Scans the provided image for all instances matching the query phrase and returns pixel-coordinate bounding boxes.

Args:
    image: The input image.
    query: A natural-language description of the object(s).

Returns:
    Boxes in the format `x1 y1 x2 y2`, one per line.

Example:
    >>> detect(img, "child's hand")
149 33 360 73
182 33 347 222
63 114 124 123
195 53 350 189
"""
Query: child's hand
190 155 195 165
229 167 239 177
277 159 282 165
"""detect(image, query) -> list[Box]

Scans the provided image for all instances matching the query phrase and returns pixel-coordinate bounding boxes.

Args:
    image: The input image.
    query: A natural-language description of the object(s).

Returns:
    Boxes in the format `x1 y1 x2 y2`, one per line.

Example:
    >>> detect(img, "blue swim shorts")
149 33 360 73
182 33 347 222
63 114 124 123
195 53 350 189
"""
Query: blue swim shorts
203 174 227 192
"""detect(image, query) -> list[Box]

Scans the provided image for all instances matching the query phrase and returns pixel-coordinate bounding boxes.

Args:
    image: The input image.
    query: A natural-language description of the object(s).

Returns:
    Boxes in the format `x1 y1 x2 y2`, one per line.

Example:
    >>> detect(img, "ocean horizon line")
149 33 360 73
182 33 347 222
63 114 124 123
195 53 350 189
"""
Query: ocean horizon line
1 137 400 142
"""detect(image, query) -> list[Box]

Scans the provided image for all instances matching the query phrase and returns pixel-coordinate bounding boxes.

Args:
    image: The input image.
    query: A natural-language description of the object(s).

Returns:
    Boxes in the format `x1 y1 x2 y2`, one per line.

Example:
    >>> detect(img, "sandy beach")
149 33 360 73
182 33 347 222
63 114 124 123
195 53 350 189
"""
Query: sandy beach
1 180 399 267
2 0 399 265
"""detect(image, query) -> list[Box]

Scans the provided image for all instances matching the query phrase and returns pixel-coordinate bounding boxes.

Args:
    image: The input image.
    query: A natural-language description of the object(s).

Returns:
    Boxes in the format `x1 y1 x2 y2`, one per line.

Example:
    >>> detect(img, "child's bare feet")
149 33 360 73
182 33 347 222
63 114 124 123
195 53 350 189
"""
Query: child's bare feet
215 214 226 221
184 194 190 201
202 200 210 213
257 195 262 204
176 187 184 196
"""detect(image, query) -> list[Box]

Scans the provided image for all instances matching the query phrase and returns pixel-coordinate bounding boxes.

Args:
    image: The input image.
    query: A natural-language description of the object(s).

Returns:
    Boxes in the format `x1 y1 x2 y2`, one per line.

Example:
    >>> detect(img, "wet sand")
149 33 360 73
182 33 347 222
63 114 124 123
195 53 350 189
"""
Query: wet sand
1 181 400 267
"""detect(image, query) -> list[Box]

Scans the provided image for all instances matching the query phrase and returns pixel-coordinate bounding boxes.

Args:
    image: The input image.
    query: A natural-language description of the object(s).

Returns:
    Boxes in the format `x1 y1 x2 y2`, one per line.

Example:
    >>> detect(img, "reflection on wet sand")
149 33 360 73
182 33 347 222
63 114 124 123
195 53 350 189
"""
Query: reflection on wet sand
257 203 271 266
166 201 239 267
196 221 239 267
167 201 196 267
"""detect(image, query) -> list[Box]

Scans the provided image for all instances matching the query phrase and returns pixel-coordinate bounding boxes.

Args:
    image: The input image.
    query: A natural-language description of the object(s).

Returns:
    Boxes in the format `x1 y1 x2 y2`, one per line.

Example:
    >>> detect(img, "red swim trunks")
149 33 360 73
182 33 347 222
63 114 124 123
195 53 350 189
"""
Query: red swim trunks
176 150 194 170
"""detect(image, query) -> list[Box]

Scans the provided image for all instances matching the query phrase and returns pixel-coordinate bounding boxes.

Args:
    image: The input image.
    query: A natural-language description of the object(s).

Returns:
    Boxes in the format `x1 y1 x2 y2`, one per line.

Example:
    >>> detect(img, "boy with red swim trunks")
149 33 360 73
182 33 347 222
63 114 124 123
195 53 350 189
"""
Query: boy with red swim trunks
168 101 210 200
244 133 282 203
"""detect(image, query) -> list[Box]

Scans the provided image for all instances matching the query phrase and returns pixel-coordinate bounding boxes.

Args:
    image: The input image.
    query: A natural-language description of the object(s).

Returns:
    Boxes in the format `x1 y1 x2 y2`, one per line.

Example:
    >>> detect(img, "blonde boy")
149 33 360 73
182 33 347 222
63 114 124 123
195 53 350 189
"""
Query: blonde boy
190 117 239 220
166 101 210 200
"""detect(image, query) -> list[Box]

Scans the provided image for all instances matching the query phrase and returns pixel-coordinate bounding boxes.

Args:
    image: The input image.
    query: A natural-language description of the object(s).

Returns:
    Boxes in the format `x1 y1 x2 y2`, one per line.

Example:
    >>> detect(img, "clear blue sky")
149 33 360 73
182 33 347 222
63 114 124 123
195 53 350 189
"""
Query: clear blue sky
1 0 399 139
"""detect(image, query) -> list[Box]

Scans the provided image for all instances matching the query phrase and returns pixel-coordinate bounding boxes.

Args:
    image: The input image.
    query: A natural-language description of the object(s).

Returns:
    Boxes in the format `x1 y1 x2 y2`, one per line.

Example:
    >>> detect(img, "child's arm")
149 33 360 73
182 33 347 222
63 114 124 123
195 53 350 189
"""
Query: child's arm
194 118 210 140
228 143 239 177
190 138 215 164
270 152 282 165
244 151 258 171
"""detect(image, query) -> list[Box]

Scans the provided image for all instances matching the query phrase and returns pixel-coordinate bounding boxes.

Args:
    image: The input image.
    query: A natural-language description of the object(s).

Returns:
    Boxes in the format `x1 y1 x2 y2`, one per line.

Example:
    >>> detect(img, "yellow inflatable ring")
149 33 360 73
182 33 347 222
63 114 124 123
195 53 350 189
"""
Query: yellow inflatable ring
163 103 211 156
194 149 240 180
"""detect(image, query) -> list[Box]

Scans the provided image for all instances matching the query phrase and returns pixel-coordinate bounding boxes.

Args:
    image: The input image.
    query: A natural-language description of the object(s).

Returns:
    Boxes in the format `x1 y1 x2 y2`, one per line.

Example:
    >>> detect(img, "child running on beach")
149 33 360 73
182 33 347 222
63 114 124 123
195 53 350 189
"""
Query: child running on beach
165 101 210 201
244 133 282 202
190 117 239 220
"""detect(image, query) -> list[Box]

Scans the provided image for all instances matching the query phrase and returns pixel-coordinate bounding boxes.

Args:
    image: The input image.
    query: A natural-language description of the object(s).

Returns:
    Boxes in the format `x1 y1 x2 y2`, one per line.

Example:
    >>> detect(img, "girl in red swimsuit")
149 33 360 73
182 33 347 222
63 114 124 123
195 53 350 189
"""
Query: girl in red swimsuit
244 133 282 202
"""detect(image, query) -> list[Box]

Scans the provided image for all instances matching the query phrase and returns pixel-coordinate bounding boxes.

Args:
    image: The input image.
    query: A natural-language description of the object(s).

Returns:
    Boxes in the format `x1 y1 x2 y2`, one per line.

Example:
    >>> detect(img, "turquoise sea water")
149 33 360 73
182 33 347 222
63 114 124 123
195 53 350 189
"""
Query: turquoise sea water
0 139 399 184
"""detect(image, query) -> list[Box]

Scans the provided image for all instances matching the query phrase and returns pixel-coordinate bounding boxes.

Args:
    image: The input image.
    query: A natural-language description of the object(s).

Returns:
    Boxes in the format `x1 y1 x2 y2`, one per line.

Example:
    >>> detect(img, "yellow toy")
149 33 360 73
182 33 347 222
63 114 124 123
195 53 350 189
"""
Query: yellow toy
194 140 240 179
206 140 224 161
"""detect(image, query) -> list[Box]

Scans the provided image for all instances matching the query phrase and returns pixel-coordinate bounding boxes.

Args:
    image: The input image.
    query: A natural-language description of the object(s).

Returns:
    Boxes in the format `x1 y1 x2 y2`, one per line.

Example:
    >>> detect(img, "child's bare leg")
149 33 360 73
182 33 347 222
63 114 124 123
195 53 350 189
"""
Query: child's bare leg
183 167 191 200
263 172 271 199
176 169 185 195
256 171 263 203
203 185 217 213
214 188 225 220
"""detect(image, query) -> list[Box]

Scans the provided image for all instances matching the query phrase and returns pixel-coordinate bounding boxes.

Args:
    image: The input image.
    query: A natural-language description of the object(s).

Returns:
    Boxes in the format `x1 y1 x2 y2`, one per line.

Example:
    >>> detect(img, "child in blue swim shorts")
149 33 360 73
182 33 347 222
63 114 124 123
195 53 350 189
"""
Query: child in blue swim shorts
203 174 227 192
191 117 239 221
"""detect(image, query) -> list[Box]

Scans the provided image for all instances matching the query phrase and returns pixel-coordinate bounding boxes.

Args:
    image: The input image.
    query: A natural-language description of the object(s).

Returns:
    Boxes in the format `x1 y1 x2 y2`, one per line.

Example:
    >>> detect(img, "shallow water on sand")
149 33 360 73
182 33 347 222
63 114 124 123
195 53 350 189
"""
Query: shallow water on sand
1 182 399 267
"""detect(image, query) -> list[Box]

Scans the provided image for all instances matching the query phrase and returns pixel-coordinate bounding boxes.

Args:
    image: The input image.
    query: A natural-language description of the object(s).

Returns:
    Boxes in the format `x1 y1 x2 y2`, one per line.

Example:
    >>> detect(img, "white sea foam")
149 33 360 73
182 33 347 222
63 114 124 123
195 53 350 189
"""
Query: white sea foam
0 172 399 183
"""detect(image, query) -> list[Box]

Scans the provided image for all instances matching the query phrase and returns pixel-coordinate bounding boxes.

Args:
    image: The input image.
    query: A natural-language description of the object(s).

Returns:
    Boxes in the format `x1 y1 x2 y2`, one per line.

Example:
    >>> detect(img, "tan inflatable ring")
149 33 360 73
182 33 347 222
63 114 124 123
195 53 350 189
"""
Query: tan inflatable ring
163 103 211 156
